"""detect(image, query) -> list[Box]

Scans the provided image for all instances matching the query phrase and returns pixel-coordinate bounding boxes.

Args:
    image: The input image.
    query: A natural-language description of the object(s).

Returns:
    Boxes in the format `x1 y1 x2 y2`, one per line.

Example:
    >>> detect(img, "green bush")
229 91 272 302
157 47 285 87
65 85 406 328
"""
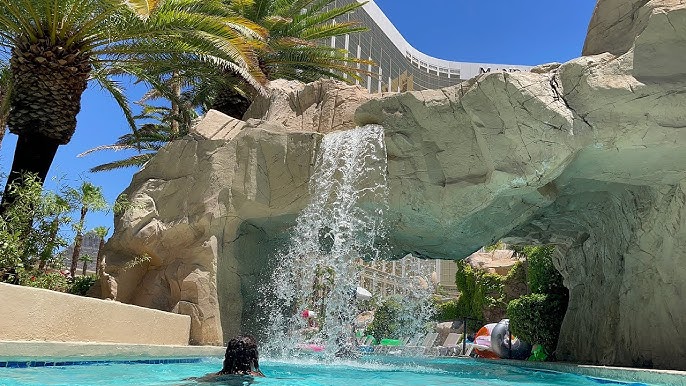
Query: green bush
21 271 70 292
366 297 401 341
524 246 565 295
433 298 459 321
453 260 505 328
507 245 569 356
503 260 528 301
69 275 98 296
0 174 72 283
507 293 567 354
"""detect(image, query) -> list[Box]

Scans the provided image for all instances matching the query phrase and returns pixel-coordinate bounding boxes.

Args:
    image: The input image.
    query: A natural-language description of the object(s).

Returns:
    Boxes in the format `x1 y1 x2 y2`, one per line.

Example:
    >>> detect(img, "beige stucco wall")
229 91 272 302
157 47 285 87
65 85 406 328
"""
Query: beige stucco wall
1 283 190 346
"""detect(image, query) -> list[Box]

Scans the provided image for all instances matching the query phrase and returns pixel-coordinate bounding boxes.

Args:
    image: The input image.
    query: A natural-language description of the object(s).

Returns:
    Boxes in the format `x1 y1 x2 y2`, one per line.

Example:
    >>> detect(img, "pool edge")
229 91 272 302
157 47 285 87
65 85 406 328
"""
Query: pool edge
478 358 686 386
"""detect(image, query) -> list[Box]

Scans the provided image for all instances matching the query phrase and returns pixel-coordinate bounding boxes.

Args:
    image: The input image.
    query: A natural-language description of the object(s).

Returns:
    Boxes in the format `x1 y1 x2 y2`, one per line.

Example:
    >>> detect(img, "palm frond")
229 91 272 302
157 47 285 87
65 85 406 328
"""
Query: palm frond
89 154 156 173
125 0 164 19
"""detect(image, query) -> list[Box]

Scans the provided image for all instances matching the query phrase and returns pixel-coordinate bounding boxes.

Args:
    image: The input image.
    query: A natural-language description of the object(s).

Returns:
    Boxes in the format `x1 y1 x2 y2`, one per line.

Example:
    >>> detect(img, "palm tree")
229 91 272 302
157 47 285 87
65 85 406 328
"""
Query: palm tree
79 254 94 276
213 0 374 117
81 0 374 172
78 104 195 172
92 226 110 277
64 182 108 278
38 192 72 270
0 0 268 210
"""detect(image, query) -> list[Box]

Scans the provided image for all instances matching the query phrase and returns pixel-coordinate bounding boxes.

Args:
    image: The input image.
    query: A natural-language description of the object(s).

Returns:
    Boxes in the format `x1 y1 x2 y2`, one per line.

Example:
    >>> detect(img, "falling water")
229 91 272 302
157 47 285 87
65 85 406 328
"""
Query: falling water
263 124 433 357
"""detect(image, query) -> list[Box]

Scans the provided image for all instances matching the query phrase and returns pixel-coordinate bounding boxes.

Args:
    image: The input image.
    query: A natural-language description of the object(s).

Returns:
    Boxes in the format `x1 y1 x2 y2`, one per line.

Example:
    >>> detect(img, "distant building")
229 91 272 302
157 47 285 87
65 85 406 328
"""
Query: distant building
357 248 522 298
357 256 435 298
326 0 533 93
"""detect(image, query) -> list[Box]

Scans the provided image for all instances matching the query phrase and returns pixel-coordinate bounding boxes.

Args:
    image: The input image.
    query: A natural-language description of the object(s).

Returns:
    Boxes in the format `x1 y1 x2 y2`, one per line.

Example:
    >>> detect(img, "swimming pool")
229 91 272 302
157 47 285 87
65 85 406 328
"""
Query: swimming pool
0 355 657 386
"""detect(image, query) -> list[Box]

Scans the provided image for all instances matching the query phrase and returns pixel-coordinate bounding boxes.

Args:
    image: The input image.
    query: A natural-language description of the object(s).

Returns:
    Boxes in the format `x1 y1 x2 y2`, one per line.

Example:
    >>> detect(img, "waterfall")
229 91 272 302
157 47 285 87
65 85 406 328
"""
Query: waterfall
262 124 433 357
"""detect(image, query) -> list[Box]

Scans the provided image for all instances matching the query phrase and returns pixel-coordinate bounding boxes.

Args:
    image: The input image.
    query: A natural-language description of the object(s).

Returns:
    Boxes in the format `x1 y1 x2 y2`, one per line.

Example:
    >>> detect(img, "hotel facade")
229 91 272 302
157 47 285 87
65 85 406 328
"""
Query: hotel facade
328 0 533 93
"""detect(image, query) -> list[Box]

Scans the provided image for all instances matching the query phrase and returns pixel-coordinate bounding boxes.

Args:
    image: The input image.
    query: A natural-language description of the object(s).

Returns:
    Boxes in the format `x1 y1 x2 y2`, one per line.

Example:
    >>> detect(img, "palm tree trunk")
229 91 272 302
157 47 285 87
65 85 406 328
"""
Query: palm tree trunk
170 71 181 136
96 238 106 277
0 133 59 213
82 259 88 276
70 233 83 277
70 207 88 277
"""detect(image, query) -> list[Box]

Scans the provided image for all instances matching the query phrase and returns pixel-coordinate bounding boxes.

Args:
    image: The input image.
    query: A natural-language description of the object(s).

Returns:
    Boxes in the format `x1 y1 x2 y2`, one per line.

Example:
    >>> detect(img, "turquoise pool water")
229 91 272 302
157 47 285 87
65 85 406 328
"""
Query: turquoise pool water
0 356 650 386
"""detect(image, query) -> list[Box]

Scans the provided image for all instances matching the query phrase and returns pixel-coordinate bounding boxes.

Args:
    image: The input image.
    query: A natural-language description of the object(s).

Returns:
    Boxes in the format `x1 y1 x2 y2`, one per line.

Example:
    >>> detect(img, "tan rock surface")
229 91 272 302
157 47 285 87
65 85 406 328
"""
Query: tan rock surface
465 250 518 276
583 0 686 58
102 114 321 345
243 78 375 134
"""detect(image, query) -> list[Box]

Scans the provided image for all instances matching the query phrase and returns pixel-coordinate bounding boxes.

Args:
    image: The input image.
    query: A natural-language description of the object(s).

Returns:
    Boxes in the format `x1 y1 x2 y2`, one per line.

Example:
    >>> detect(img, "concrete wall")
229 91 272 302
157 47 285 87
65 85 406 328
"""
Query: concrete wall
1 283 190 346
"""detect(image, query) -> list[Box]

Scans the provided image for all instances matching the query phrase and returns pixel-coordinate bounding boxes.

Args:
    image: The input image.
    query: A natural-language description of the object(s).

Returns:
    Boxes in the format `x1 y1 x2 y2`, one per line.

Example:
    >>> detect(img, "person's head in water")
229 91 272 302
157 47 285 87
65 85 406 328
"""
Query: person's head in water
219 335 263 376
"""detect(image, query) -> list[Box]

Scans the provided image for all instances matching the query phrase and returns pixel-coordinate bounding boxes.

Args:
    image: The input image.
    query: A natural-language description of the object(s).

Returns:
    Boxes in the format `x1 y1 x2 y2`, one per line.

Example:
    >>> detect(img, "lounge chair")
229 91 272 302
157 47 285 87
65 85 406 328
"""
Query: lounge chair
432 332 463 356
461 342 477 356
405 332 438 356
374 337 404 354
387 337 412 355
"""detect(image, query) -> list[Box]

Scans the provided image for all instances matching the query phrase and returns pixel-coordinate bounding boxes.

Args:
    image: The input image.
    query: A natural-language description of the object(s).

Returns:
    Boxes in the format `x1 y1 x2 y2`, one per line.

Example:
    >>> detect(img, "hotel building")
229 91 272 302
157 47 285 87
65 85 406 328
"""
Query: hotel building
328 0 533 93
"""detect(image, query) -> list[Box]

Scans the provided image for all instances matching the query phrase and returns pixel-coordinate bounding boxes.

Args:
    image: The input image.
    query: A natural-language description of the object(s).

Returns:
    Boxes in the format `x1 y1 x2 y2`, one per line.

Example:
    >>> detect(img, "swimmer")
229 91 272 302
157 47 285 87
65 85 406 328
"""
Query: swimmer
193 335 265 383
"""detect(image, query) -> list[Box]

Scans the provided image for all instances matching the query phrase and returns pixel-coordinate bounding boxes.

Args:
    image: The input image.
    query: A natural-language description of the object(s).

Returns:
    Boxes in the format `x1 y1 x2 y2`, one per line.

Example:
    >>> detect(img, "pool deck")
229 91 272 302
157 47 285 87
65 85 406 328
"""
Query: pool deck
479 358 686 386
0 340 224 362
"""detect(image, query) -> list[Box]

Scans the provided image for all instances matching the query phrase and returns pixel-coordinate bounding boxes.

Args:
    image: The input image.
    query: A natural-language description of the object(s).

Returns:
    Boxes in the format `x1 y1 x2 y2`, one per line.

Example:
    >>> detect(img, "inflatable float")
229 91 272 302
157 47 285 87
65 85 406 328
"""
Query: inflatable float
474 319 531 360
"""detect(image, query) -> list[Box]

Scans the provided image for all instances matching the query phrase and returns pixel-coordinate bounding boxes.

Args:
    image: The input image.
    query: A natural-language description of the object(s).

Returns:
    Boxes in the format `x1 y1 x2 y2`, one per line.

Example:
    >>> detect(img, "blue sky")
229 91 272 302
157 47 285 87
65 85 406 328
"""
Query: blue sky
0 1 598 237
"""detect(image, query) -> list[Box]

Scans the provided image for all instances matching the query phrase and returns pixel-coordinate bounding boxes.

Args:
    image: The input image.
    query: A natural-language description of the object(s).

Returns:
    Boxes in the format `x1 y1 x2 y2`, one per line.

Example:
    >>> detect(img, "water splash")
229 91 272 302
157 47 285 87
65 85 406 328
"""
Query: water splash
263 124 433 357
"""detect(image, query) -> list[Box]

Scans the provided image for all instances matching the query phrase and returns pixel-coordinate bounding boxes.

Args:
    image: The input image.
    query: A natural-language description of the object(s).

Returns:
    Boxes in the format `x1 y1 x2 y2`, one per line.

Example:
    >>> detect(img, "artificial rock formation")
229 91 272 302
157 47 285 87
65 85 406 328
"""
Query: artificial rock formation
100 81 367 345
102 0 686 369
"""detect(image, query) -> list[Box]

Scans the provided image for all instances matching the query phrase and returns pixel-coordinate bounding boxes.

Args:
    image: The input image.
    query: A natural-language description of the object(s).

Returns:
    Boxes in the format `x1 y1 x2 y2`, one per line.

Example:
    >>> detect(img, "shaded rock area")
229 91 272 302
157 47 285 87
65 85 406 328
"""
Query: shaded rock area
101 0 686 370
355 0 686 368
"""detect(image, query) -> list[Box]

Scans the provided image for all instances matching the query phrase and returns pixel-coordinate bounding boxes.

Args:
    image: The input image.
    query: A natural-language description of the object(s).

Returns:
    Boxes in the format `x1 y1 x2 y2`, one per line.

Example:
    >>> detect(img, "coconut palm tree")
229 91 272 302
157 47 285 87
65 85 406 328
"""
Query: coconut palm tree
64 182 108 278
0 0 268 210
81 0 374 172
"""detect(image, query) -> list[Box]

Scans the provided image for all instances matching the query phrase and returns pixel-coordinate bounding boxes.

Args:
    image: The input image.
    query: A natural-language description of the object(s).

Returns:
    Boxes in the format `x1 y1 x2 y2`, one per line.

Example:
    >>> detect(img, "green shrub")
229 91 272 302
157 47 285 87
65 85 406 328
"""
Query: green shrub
524 246 565 295
433 298 459 321
21 271 70 292
365 295 429 341
0 174 73 283
507 293 567 354
69 275 98 296
452 261 506 330
503 260 528 301
507 245 569 356
366 297 402 341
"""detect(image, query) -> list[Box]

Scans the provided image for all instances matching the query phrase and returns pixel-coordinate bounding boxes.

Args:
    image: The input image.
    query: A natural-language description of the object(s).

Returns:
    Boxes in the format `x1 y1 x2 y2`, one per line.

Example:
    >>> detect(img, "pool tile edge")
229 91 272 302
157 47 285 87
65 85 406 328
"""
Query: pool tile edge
478 358 686 386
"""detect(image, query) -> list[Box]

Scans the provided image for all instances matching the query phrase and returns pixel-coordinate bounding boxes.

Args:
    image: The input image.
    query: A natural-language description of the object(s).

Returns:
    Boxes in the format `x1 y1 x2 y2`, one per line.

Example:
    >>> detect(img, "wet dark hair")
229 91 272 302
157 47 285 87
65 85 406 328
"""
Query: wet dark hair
219 335 260 375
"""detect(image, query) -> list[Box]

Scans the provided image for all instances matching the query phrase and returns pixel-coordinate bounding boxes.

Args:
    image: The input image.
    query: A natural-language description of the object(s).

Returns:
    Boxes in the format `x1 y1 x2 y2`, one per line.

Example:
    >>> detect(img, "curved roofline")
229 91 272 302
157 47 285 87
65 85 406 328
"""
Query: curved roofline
359 0 533 79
